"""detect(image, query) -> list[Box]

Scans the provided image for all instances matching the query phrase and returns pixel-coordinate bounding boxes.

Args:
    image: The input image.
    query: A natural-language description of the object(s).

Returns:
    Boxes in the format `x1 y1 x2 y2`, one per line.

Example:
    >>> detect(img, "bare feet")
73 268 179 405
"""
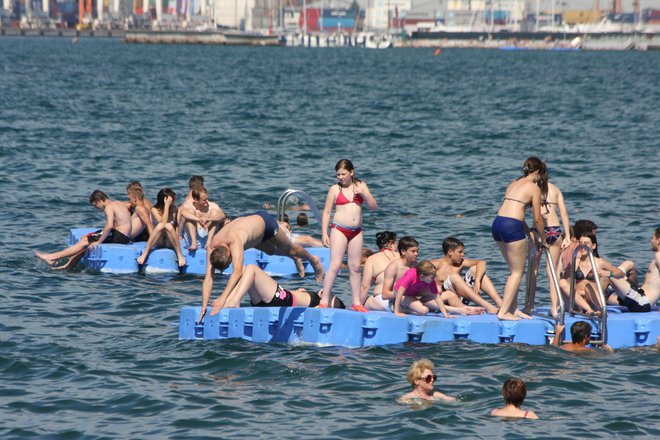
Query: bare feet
514 309 532 319
310 256 325 282
497 311 520 321
35 251 56 266
464 306 485 315
485 305 499 315
294 257 306 277
188 241 197 252
51 252 84 271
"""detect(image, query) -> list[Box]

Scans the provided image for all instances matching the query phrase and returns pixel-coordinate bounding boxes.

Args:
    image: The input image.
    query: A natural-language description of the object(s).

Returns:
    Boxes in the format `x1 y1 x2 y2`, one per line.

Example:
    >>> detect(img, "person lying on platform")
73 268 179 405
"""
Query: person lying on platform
431 237 501 315
126 182 153 243
607 227 660 312
136 188 187 269
219 264 344 309
199 210 325 323
491 378 539 419
398 358 456 404
392 260 452 318
180 186 227 251
35 190 132 270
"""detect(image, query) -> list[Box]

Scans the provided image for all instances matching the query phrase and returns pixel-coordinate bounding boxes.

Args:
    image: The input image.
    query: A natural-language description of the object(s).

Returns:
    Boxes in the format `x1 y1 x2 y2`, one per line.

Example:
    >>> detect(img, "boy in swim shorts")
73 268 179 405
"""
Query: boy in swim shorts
431 237 501 314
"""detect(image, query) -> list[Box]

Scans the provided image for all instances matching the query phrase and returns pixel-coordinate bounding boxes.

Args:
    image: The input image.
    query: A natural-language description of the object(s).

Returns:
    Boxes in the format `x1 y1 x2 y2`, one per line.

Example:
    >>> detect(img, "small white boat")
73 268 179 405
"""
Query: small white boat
362 32 392 49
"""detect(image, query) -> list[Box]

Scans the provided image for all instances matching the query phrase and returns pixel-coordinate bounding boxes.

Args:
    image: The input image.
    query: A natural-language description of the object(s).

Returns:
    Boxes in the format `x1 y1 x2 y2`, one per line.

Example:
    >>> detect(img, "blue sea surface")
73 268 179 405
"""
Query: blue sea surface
1 38 659 439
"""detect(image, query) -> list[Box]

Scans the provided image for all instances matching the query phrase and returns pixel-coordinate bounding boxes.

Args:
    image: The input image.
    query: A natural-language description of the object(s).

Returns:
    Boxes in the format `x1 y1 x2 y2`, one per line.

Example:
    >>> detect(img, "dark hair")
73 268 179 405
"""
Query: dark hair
192 187 208 201
655 227 660 239
502 378 527 407
154 188 176 215
335 159 358 185
296 213 309 227
574 220 598 240
89 190 108 204
189 175 204 190
398 236 419 255
375 231 397 250
570 321 592 344
282 213 290 224
580 232 599 258
442 237 464 255
520 156 548 200
210 246 231 271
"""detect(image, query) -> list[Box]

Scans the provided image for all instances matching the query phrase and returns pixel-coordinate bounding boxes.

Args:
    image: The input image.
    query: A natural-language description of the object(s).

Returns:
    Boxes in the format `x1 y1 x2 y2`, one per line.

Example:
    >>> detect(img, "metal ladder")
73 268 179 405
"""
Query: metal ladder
276 189 322 224
566 244 608 346
523 231 565 327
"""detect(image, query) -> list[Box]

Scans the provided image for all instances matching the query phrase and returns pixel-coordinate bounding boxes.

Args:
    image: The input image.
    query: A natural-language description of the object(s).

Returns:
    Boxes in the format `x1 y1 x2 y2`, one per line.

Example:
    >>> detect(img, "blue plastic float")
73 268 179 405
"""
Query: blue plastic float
178 305 660 349
68 228 330 276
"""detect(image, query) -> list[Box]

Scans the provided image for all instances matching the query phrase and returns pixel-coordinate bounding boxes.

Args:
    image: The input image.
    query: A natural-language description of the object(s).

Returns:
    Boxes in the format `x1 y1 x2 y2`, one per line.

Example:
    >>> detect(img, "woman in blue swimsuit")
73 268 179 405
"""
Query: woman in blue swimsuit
491 157 547 321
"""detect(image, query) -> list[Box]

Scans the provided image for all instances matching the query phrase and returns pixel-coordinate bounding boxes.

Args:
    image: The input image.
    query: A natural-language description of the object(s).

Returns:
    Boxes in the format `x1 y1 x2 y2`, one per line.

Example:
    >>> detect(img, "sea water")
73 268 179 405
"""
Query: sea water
1 38 659 438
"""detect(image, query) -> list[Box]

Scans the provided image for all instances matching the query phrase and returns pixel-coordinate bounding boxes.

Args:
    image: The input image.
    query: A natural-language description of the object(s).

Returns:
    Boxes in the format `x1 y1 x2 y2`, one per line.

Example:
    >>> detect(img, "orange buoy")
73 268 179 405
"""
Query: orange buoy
434 48 442 56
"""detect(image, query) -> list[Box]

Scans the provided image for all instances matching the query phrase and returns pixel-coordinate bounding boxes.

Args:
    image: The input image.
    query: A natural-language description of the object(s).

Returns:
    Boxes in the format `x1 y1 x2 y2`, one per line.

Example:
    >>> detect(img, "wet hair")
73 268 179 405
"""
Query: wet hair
192 187 208 201
296 213 309 227
502 378 527 407
520 156 548 200
574 220 598 240
579 232 599 258
89 190 108 204
189 175 204 190
398 236 419 255
442 237 464 255
407 358 434 386
126 181 143 192
154 188 176 214
209 246 231 271
282 213 290 224
570 321 592 344
375 231 397 250
655 227 660 239
335 159 358 185
128 186 145 200
416 260 436 278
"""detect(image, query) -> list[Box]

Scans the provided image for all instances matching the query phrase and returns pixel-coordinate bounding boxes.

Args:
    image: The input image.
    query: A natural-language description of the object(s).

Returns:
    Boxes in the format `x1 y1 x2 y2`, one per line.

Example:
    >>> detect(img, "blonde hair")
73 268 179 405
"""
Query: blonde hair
407 358 434 385
416 260 436 278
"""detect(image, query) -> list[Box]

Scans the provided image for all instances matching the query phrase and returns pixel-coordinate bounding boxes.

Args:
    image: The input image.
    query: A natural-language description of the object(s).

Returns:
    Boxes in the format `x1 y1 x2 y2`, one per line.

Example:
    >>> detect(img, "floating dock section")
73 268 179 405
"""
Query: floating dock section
68 228 329 276
179 306 660 349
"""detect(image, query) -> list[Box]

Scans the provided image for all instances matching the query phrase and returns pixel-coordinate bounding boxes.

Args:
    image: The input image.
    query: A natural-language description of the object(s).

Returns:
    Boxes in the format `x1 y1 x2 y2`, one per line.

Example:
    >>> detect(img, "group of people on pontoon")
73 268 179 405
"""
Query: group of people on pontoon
35 157 660 322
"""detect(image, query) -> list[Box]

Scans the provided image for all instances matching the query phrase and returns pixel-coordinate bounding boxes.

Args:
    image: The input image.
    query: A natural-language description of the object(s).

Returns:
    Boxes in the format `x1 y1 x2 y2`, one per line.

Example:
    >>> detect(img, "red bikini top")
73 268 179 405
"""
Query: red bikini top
336 187 364 206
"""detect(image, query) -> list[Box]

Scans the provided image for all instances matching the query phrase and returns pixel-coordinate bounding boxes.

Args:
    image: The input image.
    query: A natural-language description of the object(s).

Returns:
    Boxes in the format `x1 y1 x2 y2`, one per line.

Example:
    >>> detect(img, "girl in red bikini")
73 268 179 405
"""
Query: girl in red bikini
320 159 378 311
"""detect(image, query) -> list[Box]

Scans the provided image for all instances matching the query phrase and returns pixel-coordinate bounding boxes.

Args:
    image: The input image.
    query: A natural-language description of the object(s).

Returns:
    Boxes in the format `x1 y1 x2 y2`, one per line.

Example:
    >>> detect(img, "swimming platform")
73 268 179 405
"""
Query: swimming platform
68 228 330 276
179 305 660 350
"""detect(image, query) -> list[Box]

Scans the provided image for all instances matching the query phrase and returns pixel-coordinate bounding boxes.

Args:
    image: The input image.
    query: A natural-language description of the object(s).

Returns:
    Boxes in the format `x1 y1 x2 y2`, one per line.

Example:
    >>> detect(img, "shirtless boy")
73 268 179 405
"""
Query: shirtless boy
198 210 325 322
608 227 660 311
177 175 204 240
181 186 227 251
35 190 132 270
126 182 153 242
375 236 420 312
431 237 501 315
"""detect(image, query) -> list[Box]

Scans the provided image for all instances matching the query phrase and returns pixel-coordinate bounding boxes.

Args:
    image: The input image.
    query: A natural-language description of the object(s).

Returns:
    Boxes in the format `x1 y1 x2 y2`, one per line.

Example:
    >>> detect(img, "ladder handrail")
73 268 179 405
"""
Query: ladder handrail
523 230 565 326
276 189 322 226
568 244 608 346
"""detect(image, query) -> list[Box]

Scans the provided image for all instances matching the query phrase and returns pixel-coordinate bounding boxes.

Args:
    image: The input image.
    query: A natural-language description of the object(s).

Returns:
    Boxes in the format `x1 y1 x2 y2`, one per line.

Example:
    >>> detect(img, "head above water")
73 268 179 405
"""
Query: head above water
296 213 308 227
376 231 397 250
502 378 527 407
407 358 435 386
570 321 592 345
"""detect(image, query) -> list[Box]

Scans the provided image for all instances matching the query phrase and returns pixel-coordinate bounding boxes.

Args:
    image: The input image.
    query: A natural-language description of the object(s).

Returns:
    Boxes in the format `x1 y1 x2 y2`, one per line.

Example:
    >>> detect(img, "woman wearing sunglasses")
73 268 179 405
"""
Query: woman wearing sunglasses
399 358 456 403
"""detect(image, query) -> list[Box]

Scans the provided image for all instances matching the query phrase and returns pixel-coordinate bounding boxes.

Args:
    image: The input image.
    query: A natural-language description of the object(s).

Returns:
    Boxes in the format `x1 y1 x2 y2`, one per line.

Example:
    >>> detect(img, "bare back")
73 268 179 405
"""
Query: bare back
497 179 538 220
642 251 660 304
209 214 265 250
365 251 396 295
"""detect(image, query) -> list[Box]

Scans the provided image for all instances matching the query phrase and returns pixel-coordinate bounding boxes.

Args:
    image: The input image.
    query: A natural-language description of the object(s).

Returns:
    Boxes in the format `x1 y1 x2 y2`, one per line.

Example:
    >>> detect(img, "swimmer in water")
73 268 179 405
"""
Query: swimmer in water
399 358 456 403
491 378 539 419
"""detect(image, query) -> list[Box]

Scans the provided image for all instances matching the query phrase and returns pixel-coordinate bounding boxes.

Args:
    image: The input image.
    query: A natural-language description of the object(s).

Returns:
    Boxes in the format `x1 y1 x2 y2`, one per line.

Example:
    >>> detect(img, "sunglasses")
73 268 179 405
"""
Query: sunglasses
421 374 437 383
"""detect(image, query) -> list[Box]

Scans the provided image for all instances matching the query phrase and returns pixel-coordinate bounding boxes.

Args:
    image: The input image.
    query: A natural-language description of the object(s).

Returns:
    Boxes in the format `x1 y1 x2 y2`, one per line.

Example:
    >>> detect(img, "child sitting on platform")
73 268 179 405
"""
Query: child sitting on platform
393 260 452 318
491 378 539 419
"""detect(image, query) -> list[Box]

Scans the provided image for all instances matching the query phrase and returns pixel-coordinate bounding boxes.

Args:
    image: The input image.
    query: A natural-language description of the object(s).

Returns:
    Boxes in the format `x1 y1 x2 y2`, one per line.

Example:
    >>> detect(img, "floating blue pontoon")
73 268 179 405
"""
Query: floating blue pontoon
178 306 660 349
68 228 330 276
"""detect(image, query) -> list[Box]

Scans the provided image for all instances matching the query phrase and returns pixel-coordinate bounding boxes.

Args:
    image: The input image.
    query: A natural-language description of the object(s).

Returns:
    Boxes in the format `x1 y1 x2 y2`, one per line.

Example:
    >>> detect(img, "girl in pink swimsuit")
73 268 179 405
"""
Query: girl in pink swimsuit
320 159 378 311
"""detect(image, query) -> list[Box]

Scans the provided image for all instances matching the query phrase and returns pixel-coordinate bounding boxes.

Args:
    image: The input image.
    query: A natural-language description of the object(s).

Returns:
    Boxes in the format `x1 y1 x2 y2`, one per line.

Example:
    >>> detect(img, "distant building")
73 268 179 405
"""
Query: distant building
366 0 411 31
